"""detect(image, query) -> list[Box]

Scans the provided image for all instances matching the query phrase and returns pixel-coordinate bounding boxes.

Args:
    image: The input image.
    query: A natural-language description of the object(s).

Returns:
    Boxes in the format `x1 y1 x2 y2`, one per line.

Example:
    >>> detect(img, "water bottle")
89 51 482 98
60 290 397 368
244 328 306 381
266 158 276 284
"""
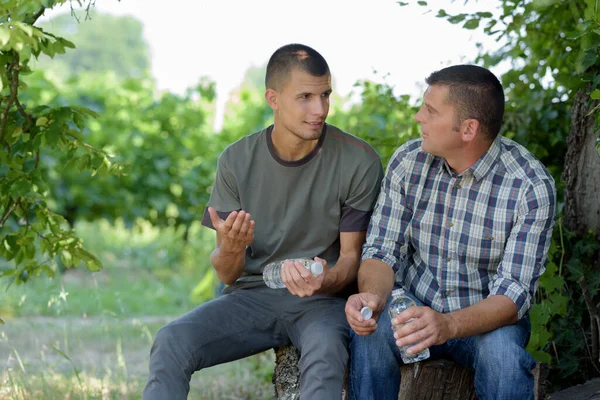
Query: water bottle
263 258 324 289
388 288 430 364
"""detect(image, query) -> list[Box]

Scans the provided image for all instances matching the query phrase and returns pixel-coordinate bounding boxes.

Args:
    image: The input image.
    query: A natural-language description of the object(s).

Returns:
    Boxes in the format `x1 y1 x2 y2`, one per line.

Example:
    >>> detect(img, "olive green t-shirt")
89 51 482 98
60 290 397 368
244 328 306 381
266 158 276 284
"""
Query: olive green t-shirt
201 124 384 284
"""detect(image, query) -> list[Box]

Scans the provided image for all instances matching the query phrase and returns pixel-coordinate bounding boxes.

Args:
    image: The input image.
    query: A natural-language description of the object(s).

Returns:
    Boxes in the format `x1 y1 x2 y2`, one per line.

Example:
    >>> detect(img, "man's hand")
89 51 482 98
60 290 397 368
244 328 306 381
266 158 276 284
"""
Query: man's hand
281 257 327 297
392 306 456 355
208 207 255 253
345 292 383 336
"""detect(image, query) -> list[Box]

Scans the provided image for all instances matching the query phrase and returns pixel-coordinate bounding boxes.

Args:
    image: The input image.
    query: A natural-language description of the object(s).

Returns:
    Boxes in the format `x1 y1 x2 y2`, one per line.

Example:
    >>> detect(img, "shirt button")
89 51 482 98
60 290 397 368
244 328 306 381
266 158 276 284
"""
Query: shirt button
446 257 451 262
449 222 454 228
444 290 453 297
456 184 462 189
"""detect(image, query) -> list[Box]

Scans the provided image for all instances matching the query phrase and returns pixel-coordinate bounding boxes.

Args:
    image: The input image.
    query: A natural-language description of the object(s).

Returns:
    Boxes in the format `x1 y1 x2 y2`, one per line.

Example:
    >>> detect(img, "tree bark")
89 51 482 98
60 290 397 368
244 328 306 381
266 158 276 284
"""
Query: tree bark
272 346 547 399
562 84 600 235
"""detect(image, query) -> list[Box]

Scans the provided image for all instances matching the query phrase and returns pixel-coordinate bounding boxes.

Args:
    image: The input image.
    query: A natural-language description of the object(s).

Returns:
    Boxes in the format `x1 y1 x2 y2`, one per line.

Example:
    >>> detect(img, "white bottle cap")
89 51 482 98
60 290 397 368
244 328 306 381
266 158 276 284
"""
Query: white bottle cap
310 261 323 275
360 306 373 320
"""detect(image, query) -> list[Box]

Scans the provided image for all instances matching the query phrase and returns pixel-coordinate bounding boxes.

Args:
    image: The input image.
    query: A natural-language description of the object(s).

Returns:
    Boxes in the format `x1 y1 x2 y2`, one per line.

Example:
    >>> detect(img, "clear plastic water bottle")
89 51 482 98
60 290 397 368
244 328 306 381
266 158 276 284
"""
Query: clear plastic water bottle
262 258 324 289
388 288 430 364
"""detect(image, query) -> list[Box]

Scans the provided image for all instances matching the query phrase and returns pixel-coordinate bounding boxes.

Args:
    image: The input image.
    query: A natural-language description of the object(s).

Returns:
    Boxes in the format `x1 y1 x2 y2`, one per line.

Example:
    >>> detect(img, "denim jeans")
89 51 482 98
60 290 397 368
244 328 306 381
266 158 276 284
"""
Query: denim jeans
349 289 536 400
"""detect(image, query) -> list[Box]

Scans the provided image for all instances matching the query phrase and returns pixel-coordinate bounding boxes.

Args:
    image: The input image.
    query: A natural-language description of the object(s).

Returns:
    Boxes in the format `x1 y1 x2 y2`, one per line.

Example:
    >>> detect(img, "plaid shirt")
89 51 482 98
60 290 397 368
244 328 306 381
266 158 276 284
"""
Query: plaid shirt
363 137 556 319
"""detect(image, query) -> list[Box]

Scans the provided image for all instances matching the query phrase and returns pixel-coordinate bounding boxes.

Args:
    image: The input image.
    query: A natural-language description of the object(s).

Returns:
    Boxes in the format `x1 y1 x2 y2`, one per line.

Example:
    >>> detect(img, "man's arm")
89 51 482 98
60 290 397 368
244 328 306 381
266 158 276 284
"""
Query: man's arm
392 295 517 354
281 230 366 297
318 230 366 294
208 208 255 285
345 258 395 335
345 144 415 335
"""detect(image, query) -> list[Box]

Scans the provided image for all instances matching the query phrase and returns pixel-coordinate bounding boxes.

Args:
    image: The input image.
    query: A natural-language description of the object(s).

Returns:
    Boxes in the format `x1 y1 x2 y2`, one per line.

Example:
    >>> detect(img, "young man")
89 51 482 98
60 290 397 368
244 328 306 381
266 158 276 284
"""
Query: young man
142 44 383 400
345 65 556 400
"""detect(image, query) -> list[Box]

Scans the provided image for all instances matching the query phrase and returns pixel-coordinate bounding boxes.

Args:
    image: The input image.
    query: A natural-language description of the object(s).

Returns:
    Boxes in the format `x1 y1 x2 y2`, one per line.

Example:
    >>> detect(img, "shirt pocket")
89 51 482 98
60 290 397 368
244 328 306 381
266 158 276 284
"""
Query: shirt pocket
458 220 512 271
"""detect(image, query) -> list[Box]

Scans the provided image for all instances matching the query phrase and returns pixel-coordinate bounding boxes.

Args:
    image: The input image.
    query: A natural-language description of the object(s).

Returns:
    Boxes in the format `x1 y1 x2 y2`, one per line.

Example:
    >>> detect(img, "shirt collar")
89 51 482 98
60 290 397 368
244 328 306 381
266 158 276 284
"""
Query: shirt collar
470 136 501 182
434 136 502 181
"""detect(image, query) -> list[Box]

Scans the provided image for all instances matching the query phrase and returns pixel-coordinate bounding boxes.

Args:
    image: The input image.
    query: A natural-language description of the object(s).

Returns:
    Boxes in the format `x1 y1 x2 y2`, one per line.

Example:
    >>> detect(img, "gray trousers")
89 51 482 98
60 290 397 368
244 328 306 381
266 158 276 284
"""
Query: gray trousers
142 283 350 400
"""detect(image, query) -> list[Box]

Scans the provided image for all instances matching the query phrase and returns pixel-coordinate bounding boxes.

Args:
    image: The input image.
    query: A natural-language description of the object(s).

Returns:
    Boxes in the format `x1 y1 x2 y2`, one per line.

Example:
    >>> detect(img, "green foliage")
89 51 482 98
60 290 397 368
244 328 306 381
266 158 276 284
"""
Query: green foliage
36 11 151 79
219 68 273 144
0 219 218 318
19 70 218 228
1 0 120 284
1 1 220 288
329 79 421 166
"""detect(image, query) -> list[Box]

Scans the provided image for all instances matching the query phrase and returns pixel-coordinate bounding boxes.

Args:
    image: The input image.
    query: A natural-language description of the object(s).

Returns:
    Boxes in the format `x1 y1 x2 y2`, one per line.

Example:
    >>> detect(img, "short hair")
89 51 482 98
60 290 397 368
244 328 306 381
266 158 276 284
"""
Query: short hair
265 44 330 91
426 65 505 140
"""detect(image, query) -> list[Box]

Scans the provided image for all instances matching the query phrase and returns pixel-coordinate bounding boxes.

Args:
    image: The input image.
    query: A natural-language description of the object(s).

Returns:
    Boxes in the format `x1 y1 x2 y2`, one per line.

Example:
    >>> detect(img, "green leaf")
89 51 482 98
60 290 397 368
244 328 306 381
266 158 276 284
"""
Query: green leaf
581 50 599 71
529 350 552 364
60 38 76 49
463 18 480 30
61 250 73 268
417 0 427 5
36 117 49 127
448 14 467 24
0 27 10 47
591 89 600 100
397 1 408 5
0 318 4 324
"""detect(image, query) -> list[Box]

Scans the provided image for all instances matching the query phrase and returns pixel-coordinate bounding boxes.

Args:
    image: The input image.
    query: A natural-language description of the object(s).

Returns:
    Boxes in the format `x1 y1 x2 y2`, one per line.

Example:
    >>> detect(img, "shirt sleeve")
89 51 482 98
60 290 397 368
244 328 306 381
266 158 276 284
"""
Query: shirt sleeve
340 159 384 232
488 178 556 319
200 153 241 230
361 147 413 268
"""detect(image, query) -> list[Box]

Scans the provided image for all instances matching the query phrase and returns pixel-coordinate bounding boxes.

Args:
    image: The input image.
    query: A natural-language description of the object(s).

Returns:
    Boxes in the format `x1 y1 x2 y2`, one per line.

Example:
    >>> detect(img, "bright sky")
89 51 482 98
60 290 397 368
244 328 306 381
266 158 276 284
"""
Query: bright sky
44 0 501 126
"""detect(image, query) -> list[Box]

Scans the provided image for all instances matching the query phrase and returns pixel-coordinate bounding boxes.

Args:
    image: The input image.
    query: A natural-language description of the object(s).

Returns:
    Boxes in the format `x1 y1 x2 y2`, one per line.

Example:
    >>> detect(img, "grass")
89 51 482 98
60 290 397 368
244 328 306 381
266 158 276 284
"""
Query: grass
0 219 276 399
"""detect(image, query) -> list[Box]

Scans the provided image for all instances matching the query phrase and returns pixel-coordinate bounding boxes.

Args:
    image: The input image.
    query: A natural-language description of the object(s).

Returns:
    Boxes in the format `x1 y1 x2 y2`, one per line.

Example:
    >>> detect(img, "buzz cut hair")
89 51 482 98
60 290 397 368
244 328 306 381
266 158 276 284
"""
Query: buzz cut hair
265 43 330 91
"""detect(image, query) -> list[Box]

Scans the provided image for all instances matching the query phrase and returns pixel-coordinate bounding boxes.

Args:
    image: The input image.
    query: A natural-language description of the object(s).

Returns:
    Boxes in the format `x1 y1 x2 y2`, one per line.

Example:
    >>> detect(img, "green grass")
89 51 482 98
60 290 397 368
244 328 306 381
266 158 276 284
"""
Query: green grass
0 318 275 399
0 219 276 399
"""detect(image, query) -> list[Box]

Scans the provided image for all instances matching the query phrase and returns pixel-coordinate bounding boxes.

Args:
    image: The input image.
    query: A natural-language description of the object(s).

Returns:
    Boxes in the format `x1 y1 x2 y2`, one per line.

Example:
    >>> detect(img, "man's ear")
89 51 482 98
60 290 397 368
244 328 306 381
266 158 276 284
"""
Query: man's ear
265 88 278 111
460 119 481 143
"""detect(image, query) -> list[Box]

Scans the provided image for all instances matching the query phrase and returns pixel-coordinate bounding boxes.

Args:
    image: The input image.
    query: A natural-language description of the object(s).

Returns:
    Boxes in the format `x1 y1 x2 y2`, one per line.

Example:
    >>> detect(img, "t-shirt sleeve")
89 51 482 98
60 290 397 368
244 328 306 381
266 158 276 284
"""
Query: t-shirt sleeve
340 158 384 232
201 153 241 230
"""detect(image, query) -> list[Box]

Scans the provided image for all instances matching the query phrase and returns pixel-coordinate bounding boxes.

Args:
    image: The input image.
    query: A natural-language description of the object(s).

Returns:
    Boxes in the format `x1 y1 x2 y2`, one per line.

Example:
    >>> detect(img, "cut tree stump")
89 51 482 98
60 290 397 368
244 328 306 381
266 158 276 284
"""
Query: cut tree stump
272 346 548 400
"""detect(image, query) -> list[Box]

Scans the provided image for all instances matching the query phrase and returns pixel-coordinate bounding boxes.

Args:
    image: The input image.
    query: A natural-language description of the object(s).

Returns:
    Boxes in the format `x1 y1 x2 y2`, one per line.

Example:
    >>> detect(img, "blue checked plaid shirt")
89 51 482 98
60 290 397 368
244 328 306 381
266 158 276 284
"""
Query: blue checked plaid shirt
362 137 556 319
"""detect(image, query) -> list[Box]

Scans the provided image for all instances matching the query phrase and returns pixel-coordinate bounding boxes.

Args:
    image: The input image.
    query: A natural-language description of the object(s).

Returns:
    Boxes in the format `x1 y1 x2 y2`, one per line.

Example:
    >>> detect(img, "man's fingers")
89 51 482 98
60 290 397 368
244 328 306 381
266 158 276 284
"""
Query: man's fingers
221 210 239 233
208 207 223 228
246 220 255 241
228 211 247 234
238 213 252 235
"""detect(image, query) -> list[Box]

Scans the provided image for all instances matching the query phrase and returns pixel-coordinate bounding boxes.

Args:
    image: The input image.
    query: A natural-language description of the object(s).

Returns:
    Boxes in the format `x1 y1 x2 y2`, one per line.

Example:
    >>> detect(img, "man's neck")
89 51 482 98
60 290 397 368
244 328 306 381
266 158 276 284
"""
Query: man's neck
271 126 319 162
445 139 493 175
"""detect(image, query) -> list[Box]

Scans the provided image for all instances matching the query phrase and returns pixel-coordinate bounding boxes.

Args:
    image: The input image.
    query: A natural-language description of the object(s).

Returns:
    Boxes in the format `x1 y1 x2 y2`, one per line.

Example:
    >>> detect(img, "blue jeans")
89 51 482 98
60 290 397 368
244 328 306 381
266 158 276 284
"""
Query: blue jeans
349 290 536 400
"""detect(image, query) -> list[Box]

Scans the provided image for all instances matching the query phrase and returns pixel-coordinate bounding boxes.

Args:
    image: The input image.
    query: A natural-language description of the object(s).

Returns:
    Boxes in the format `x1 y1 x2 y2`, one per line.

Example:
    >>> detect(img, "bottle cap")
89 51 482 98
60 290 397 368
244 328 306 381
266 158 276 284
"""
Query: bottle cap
310 261 323 275
360 306 373 320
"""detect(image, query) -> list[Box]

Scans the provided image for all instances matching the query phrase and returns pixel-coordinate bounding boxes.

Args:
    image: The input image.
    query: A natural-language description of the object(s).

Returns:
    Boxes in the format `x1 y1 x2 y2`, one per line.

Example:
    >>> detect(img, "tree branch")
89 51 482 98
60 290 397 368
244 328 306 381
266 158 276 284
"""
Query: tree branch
16 98 34 133
0 54 20 143
0 197 20 228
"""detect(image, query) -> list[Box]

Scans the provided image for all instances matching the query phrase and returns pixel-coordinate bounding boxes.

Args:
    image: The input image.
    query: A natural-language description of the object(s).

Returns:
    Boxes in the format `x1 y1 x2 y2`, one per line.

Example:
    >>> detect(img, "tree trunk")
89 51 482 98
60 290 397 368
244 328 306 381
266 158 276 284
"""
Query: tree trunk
562 84 600 235
272 346 547 399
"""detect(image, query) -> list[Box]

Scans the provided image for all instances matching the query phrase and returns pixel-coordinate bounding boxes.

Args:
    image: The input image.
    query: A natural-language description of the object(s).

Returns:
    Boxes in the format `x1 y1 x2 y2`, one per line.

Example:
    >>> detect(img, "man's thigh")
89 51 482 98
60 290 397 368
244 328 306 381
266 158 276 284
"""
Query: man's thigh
435 316 532 368
165 284 291 367
282 294 350 351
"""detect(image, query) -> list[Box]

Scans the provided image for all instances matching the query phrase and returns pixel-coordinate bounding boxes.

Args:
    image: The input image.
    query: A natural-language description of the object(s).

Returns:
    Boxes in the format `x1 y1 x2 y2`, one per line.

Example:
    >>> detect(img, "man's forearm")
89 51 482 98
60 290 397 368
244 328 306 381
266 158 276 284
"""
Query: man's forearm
210 247 246 285
358 258 395 307
445 295 518 340
318 254 360 294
